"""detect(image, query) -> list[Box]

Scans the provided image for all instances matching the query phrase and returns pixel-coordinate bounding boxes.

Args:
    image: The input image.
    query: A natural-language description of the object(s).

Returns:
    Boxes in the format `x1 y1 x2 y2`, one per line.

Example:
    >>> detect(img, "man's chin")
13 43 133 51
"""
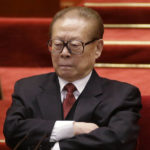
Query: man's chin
58 72 76 82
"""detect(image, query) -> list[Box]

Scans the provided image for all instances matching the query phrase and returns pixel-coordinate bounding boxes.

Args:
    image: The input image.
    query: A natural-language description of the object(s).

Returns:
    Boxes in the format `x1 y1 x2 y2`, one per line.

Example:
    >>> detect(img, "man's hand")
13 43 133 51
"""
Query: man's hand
73 122 99 135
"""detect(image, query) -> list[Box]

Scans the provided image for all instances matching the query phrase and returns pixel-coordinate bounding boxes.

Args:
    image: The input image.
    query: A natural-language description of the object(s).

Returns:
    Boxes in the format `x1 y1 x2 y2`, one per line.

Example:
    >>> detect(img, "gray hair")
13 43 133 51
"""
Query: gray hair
49 6 104 39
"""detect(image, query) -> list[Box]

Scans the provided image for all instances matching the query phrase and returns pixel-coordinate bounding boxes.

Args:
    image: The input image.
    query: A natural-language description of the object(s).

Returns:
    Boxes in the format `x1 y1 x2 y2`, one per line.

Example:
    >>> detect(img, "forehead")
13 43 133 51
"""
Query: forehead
52 17 94 40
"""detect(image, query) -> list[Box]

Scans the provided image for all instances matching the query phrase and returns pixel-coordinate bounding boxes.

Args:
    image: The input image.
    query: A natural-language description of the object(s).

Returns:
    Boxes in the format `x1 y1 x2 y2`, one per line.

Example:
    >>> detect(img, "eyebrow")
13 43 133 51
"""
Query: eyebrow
52 36 83 41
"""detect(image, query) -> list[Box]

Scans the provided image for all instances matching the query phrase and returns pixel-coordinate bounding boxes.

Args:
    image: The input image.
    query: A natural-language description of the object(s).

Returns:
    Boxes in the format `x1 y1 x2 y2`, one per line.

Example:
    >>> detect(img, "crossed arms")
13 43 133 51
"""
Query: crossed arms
3 78 142 150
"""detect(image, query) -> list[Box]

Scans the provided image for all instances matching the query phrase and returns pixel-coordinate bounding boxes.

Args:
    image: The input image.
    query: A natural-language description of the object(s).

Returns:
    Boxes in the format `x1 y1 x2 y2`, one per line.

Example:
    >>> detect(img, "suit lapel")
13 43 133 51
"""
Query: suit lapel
37 73 63 120
36 70 104 121
74 70 103 121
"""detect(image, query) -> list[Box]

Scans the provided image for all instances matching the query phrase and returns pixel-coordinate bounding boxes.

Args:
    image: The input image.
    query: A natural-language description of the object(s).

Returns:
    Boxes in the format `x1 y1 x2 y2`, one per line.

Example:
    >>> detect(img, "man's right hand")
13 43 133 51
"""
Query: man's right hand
73 122 99 136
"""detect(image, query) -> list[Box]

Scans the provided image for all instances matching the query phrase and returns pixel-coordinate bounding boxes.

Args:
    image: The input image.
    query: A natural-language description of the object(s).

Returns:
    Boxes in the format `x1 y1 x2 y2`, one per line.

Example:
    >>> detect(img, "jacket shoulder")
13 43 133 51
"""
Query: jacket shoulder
14 72 56 91
100 76 141 96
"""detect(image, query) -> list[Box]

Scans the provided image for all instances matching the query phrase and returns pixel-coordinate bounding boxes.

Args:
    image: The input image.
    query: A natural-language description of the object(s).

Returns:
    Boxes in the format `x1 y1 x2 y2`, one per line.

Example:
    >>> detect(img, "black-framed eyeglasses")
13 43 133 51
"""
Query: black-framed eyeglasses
48 38 99 55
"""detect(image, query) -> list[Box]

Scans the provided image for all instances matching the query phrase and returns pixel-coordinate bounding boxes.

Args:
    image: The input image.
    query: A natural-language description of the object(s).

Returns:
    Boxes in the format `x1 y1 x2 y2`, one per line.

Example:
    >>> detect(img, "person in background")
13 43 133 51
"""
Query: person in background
4 6 142 150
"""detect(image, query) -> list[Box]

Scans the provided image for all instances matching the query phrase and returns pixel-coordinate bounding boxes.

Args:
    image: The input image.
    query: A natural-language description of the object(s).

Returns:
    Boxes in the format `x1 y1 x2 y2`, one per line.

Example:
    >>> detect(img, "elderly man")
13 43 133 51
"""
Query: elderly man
4 7 141 150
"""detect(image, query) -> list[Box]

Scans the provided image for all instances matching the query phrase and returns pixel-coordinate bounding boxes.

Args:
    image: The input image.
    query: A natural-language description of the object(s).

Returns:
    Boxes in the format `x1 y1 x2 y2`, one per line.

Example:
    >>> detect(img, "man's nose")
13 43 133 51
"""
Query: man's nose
60 46 71 57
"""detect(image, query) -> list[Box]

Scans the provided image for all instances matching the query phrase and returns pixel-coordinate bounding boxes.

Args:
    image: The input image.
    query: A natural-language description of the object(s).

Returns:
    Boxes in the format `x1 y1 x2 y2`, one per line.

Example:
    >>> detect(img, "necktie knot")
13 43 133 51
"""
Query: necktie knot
63 83 76 93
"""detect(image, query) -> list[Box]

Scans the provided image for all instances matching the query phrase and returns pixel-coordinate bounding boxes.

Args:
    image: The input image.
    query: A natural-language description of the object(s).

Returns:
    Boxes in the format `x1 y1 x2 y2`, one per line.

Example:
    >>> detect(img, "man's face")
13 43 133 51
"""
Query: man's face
50 16 103 82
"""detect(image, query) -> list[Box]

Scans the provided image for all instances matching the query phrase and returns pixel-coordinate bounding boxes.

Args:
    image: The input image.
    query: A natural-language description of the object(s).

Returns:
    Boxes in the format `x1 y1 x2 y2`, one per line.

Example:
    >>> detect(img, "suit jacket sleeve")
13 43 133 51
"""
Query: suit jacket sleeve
59 84 142 150
3 79 56 149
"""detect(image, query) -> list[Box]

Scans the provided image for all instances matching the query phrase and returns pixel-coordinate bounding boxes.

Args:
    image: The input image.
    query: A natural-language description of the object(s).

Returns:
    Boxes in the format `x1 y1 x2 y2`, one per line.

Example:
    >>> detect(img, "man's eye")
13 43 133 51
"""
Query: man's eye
53 43 63 47
70 44 79 47
70 41 82 47
54 43 62 46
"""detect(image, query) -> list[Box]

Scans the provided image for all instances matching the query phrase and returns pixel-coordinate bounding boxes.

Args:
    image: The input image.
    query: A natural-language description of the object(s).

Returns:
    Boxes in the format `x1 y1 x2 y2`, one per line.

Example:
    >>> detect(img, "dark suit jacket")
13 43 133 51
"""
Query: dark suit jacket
3 70 142 150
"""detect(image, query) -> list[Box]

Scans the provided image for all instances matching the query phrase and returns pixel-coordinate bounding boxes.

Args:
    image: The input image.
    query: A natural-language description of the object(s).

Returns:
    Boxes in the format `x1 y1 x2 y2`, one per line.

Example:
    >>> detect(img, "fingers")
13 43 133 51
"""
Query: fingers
73 122 99 135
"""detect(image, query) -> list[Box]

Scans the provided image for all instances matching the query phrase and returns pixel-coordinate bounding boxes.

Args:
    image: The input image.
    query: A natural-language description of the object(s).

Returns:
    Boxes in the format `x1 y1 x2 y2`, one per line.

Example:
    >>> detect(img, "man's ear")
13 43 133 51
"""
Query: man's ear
95 39 103 59
48 43 51 53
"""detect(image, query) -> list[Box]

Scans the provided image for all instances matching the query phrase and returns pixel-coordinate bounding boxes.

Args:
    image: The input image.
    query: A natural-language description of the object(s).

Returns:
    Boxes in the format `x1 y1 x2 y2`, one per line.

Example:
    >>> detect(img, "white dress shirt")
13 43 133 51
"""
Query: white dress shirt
50 72 92 150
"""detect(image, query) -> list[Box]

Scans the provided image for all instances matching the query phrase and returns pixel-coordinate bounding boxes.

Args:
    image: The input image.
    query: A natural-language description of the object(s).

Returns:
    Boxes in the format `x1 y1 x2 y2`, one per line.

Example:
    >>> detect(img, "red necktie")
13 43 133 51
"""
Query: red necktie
63 83 76 118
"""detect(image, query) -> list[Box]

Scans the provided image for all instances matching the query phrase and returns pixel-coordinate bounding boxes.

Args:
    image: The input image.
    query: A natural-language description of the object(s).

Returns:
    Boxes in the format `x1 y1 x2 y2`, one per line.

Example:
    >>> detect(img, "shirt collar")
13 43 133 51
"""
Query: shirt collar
58 71 92 94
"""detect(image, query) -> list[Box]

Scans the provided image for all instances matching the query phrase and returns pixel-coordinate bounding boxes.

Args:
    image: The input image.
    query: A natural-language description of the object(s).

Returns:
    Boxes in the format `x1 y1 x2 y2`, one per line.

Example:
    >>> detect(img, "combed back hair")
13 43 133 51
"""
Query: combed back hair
49 6 104 39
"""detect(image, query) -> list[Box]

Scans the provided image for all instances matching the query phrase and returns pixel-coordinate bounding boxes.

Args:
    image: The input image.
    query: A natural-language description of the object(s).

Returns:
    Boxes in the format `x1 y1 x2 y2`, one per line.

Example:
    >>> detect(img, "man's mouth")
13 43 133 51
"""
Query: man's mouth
59 65 73 69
